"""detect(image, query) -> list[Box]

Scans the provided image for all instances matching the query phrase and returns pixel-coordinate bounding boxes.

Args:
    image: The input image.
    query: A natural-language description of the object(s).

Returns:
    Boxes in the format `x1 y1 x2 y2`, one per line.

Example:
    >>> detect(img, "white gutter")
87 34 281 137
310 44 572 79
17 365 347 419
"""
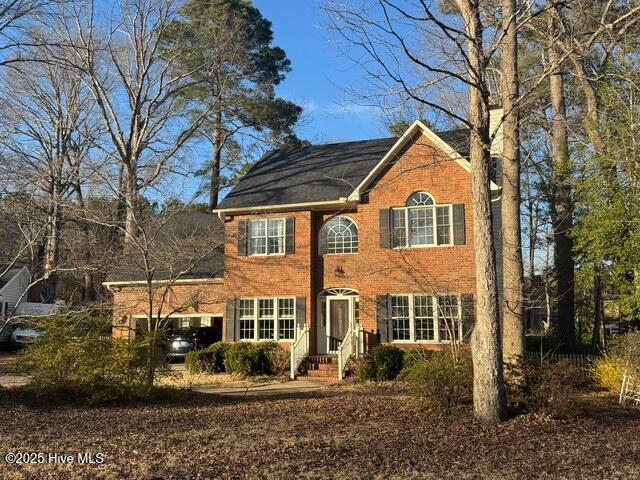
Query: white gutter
103 277 224 291
213 198 354 216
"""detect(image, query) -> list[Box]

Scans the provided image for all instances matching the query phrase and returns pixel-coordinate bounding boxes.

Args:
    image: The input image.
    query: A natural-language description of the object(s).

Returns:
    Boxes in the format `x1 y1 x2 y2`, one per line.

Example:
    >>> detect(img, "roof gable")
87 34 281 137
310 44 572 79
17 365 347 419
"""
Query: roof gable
349 120 498 201
214 122 497 214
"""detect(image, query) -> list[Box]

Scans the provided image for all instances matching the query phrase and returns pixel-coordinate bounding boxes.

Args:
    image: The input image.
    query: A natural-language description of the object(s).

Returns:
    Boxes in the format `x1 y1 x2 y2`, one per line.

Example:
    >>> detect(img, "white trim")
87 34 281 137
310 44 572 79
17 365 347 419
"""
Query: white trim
247 217 286 257
132 313 224 318
319 215 360 255
391 202 454 249
317 289 360 354
348 120 501 202
103 277 224 290
236 296 296 343
388 293 462 344
213 198 354 215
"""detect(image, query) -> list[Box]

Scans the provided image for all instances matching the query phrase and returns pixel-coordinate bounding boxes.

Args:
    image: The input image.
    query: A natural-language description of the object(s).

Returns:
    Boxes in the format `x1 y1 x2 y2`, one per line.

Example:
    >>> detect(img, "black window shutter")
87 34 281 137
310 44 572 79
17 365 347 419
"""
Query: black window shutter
461 293 474 342
225 299 236 341
318 223 327 256
295 297 306 330
379 209 391 249
237 221 247 256
285 217 295 254
376 294 389 342
453 204 466 245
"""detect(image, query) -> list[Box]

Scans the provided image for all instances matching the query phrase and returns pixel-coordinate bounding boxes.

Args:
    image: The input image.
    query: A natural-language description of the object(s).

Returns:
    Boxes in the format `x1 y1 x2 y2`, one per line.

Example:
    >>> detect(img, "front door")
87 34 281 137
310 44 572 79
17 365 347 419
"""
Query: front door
327 298 351 353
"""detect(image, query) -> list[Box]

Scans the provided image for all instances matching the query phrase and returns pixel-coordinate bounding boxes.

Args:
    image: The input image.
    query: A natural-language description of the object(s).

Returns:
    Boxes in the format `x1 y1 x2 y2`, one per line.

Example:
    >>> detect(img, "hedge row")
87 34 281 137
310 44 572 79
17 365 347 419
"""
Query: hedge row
185 341 289 376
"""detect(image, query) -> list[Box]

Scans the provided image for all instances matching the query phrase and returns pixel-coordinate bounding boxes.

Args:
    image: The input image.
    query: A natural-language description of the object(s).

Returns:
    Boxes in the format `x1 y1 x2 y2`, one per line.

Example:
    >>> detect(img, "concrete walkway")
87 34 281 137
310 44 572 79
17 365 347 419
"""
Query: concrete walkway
193 380 327 396
0 374 28 387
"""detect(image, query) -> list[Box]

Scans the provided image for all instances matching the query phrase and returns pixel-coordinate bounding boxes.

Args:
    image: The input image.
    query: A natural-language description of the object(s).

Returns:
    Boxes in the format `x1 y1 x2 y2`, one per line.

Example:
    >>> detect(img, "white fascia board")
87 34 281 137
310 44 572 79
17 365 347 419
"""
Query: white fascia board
349 120 500 201
102 277 224 290
212 198 353 216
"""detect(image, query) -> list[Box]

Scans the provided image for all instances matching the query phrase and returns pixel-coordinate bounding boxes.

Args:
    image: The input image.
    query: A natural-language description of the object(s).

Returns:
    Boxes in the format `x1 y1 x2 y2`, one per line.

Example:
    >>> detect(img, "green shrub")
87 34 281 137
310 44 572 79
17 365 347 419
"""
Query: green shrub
505 357 583 418
185 349 214 374
403 351 473 416
357 345 404 381
224 343 267 376
400 347 433 375
185 342 230 374
207 342 231 372
16 314 153 404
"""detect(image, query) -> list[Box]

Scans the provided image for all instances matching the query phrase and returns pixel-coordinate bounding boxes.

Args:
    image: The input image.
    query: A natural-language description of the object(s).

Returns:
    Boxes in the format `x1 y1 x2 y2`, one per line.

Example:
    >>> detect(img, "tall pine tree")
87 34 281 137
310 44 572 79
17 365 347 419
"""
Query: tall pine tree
163 0 304 208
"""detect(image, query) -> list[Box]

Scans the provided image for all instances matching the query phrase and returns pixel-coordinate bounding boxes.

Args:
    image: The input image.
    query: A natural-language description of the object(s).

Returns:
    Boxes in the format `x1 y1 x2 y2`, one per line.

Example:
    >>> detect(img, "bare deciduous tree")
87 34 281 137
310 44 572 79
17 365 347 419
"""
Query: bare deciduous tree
0 44 100 301
53 0 211 248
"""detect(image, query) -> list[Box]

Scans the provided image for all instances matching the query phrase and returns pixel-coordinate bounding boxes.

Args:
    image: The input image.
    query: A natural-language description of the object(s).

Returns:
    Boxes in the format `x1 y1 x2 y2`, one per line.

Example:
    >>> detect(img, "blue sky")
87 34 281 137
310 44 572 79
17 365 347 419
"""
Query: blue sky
253 1 390 143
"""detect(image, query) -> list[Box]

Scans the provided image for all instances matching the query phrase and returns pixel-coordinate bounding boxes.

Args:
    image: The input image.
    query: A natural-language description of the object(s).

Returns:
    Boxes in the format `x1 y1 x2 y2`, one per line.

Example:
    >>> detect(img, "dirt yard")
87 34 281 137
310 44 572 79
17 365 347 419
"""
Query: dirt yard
1 382 639 480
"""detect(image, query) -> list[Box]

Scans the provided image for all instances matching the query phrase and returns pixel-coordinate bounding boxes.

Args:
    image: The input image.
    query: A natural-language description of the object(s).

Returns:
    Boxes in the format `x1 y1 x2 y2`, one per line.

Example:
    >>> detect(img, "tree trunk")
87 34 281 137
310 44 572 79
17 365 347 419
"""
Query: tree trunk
548 39 576 350
527 194 538 333
501 0 525 362
460 0 508 423
124 165 139 250
75 186 96 303
591 269 605 352
42 183 62 303
209 108 223 210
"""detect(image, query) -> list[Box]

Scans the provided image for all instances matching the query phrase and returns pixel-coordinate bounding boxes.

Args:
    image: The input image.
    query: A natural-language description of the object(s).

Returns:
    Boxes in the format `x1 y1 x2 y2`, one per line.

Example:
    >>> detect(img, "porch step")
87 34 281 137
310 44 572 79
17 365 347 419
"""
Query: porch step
297 355 340 383
297 374 338 384
306 355 337 365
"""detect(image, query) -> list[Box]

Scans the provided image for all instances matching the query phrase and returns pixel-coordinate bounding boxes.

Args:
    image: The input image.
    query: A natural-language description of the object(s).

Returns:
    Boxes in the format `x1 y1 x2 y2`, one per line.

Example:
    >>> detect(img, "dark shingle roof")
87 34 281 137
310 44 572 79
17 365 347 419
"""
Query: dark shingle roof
218 129 469 210
104 212 225 283
218 137 397 210
437 129 470 158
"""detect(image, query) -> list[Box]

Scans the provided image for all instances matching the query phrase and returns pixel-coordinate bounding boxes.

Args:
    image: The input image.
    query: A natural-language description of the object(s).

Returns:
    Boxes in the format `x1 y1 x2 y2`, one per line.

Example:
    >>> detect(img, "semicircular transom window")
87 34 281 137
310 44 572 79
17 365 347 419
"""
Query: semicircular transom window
407 192 435 207
321 216 359 254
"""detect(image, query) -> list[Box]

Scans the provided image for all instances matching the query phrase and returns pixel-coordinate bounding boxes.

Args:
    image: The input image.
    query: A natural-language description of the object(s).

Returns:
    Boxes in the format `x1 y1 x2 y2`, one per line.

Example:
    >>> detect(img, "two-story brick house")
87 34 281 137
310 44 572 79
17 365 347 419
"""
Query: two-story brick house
107 113 503 379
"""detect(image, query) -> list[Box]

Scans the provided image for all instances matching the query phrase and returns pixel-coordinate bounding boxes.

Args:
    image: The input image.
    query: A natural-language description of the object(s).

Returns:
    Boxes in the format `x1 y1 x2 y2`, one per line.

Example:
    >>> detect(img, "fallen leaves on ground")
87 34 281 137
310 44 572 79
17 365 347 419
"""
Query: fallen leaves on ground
0 384 639 479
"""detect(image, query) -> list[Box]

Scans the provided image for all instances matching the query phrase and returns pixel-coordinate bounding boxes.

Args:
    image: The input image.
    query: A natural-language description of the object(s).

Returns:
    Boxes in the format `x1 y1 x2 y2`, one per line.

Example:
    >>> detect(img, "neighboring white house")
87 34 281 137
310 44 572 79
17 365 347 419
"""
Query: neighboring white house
0 265 62 343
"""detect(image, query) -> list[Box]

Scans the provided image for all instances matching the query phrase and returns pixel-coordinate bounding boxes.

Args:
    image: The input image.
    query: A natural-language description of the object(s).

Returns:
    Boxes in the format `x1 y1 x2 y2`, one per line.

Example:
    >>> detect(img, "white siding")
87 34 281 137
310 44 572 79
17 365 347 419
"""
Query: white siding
0 267 30 340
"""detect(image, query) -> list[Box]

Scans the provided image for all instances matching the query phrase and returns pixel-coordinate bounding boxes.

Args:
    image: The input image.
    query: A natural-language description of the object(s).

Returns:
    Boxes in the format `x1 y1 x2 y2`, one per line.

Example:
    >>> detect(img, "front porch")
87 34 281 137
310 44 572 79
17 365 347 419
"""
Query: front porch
291 288 368 382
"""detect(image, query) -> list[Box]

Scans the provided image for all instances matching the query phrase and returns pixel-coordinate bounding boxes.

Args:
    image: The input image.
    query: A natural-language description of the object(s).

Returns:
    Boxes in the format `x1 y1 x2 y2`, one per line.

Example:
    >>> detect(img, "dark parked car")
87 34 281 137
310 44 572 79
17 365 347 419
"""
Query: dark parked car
165 326 220 361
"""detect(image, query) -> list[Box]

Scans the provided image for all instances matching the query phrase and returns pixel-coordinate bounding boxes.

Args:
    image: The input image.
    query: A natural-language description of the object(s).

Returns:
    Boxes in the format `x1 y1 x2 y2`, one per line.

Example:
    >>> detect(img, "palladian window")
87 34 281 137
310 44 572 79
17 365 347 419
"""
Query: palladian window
319 216 359 255
392 192 452 248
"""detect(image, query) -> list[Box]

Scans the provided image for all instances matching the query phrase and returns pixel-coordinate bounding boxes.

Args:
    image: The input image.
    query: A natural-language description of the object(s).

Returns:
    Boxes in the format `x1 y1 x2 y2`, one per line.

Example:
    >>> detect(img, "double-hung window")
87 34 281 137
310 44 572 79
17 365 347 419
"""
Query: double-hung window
391 192 453 248
238 297 297 341
258 299 275 340
390 294 461 343
248 219 285 255
239 299 255 340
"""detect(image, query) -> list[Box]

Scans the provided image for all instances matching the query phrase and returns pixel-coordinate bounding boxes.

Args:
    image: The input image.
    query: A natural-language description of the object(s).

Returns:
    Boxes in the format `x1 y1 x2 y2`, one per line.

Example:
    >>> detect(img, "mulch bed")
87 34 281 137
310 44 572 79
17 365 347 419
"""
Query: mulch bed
0 384 639 479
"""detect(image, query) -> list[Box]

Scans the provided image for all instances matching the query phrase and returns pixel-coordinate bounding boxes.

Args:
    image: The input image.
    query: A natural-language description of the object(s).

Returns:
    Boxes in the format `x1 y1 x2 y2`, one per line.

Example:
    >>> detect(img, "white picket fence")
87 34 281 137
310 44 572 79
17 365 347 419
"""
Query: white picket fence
525 351 597 378
620 373 640 406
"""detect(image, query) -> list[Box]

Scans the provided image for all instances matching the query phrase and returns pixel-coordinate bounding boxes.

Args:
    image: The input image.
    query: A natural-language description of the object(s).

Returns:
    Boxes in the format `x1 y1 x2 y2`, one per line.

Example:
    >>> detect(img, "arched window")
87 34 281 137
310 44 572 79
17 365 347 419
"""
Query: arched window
320 217 359 254
391 191 452 247
407 192 434 207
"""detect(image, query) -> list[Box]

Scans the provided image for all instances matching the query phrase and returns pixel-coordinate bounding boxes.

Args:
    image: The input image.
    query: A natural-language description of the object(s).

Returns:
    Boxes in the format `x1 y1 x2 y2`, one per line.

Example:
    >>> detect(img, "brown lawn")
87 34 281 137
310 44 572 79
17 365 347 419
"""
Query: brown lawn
0 383 639 480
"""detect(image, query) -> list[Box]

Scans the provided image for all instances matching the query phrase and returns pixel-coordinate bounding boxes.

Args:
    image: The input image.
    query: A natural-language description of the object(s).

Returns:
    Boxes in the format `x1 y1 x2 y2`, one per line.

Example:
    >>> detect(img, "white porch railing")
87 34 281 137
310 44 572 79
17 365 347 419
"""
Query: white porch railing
290 325 310 380
620 372 640 406
337 324 364 381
